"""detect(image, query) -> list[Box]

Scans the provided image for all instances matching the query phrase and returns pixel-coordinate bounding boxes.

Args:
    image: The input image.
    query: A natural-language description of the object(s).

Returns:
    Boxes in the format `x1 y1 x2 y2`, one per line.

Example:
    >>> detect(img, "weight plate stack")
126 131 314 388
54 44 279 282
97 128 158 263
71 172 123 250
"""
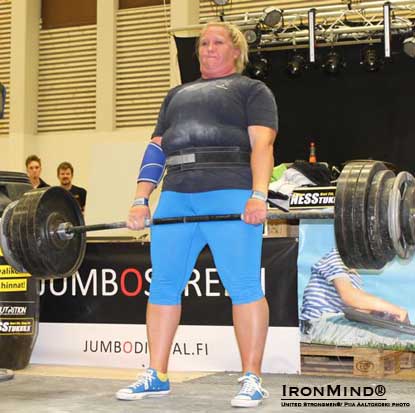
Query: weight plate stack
7 187 87 279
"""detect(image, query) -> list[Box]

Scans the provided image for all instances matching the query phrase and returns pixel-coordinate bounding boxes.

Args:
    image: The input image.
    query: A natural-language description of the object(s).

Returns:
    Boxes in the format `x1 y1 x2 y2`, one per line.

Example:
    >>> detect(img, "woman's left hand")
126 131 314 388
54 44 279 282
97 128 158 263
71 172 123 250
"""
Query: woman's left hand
243 198 267 225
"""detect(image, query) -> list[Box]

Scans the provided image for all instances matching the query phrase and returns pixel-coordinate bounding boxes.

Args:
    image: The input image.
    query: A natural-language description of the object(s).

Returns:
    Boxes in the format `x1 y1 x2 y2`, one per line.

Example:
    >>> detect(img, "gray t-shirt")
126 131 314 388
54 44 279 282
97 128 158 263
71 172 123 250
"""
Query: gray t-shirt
153 73 278 193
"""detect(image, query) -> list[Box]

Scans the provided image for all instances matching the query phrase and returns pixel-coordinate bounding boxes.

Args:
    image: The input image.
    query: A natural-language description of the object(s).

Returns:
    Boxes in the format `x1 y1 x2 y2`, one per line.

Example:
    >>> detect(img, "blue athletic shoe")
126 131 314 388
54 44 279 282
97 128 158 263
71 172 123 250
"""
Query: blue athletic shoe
116 368 171 400
231 372 269 407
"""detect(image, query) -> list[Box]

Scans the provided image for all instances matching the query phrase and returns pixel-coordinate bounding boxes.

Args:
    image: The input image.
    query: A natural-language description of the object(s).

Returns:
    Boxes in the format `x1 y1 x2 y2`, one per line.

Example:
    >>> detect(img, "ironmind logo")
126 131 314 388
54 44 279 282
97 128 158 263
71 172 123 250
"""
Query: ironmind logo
39 268 266 298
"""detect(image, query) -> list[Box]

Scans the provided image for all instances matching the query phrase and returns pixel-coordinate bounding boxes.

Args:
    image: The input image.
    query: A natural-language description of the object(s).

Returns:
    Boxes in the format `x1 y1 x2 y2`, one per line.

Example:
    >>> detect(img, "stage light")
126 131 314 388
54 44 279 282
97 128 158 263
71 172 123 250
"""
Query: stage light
286 53 307 77
383 2 391 58
308 8 316 63
360 46 383 72
246 55 271 81
321 50 346 74
212 0 229 5
244 26 261 47
403 36 415 58
260 7 283 28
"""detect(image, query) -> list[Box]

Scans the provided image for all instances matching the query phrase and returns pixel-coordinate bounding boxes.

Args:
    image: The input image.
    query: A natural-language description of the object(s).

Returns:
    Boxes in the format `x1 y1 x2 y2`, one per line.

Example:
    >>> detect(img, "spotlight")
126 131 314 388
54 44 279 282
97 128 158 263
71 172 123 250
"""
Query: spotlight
360 46 383 72
244 26 261 47
246 56 270 81
286 53 307 77
260 7 283 28
212 0 229 5
403 36 415 58
321 50 346 75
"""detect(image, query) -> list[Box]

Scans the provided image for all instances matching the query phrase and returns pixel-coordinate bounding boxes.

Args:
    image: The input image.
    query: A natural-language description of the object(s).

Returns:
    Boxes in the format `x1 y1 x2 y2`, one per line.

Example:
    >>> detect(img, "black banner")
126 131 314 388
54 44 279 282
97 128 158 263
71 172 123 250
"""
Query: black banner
39 238 298 327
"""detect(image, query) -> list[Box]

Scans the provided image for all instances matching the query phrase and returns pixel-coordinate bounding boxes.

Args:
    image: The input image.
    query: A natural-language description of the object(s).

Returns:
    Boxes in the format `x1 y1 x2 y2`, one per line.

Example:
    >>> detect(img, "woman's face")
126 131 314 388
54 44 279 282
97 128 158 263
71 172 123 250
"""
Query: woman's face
198 26 240 78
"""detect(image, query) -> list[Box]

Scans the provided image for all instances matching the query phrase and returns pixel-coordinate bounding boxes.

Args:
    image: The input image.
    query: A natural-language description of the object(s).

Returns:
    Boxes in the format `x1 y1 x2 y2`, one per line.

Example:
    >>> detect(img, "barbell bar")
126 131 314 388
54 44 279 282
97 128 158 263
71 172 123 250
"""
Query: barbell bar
55 208 336 241
1 160 415 279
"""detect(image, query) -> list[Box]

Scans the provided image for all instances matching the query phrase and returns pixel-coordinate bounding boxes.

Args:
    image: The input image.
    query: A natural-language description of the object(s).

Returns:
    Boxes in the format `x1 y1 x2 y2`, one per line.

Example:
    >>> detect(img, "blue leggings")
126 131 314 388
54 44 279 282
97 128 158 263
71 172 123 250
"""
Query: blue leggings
149 189 264 305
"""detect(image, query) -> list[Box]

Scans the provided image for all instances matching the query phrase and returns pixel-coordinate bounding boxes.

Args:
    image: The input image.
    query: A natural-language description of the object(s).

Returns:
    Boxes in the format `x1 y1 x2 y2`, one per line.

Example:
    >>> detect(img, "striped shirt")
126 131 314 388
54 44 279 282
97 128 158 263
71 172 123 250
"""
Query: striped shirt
300 248 363 321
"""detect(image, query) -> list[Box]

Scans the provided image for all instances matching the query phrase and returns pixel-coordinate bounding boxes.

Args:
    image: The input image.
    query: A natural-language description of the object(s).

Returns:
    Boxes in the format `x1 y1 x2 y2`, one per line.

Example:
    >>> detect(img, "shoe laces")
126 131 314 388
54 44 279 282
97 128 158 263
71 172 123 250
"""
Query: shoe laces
238 374 269 399
129 370 155 390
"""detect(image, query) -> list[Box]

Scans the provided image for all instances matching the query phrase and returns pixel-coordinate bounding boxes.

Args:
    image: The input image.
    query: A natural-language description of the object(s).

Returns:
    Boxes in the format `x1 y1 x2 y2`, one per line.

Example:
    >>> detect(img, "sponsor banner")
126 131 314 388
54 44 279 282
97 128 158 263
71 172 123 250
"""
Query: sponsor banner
289 187 336 209
39 238 299 327
31 323 300 373
0 317 35 335
0 278 27 292
0 251 39 368
0 265 30 278
33 238 300 372
0 304 29 316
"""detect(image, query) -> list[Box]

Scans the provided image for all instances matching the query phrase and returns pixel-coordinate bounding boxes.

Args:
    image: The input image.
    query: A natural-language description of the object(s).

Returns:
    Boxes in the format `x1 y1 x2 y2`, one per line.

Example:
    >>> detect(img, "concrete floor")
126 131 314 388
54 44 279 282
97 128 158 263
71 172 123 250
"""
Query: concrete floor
0 364 414 413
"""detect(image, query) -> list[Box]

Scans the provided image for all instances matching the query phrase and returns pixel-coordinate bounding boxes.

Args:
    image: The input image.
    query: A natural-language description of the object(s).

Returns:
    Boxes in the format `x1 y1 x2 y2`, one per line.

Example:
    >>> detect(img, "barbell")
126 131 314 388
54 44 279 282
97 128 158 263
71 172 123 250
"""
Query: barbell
0 160 414 279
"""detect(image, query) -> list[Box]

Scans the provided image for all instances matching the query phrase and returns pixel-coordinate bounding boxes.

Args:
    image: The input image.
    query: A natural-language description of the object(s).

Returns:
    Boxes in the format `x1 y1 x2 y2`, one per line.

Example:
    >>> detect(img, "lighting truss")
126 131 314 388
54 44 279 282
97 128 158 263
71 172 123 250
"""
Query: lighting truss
308 8 316 62
194 0 415 51
383 2 392 57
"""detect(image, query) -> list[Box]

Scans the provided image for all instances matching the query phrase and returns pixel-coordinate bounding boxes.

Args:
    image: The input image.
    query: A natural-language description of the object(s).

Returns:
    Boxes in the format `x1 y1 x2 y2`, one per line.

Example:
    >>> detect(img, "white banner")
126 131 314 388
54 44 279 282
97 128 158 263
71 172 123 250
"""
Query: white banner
31 323 300 374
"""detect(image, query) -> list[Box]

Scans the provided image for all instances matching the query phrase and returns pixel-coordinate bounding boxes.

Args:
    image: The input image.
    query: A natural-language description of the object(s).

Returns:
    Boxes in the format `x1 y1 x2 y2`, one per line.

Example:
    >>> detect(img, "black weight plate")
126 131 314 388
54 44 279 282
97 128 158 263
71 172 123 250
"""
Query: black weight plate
367 169 396 268
9 195 32 274
35 187 86 278
400 184 415 246
19 190 49 275
23 189 70 276
351 161 387 269
11 194 43 274
0 171 31 184
335 161 367 268
0 201 26 272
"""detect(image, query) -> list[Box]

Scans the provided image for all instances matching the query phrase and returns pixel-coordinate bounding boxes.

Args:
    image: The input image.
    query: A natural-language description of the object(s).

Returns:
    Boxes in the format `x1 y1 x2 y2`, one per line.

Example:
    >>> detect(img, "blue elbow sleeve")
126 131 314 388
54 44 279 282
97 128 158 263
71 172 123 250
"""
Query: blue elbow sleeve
137 142 166 186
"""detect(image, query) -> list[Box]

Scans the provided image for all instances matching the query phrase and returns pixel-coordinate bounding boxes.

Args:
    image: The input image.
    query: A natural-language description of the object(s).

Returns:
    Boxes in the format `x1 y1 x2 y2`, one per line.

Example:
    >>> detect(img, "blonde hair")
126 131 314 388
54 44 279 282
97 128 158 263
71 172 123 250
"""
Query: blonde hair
197 22 249 74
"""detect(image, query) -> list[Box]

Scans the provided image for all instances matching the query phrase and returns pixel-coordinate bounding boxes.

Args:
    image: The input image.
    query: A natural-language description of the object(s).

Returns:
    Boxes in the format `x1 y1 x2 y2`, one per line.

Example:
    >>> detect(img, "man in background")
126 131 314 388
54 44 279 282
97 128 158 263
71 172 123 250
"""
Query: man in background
57 161 87 213
25 155 49 189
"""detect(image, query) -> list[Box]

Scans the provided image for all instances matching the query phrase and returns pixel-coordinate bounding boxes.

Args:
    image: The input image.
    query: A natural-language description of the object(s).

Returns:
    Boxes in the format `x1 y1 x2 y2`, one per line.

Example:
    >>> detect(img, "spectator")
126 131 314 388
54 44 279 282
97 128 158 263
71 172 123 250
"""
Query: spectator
25 155 49 189
57 161 87 213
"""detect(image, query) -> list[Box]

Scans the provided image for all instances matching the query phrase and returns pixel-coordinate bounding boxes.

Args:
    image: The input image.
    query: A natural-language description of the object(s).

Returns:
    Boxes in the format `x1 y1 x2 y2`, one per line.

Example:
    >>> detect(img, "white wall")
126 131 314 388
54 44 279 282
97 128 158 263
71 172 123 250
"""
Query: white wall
0 139 11 170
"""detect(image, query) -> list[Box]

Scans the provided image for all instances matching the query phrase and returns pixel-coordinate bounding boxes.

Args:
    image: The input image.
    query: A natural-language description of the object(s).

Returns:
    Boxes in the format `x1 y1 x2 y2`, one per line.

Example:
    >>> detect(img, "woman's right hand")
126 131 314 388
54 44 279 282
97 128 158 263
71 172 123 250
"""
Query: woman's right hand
127 205 151 230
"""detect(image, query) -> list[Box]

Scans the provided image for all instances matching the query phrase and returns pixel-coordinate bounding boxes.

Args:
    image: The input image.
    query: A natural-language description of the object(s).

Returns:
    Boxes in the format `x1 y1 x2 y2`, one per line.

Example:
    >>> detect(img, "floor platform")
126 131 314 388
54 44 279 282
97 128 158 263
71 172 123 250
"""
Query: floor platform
1 364 415 412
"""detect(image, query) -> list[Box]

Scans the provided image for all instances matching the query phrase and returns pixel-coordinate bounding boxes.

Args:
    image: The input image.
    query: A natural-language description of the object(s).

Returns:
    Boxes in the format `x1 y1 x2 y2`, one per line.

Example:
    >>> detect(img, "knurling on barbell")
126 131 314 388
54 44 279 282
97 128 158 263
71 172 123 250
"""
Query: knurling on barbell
1 160 415 279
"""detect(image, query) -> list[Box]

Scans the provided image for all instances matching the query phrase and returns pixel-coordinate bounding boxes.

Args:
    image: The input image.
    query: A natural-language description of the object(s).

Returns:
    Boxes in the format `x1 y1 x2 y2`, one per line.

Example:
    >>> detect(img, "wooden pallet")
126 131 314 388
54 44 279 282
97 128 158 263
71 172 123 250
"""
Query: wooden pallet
301 343 415 378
